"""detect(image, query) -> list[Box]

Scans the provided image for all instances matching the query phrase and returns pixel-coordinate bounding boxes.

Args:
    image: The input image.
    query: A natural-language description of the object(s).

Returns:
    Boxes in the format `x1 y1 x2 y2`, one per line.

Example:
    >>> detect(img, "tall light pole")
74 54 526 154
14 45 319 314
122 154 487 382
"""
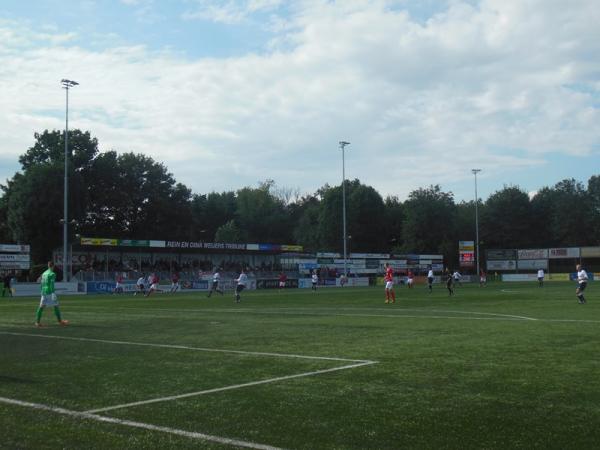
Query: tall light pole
61 79 79 281
339 141 350 276
472 169 481 280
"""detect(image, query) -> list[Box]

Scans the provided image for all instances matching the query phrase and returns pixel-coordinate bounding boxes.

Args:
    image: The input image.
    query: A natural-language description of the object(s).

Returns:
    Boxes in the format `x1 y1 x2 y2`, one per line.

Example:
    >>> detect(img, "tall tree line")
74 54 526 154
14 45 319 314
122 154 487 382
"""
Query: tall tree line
1 130 599 265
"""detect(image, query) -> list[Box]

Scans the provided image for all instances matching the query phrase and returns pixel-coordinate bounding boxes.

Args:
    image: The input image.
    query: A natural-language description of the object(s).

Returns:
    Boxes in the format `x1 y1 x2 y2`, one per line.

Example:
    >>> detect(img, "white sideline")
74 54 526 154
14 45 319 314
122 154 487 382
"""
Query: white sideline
0 331 371 363
85 361 376 414
0 396 284 450
68 306 539 322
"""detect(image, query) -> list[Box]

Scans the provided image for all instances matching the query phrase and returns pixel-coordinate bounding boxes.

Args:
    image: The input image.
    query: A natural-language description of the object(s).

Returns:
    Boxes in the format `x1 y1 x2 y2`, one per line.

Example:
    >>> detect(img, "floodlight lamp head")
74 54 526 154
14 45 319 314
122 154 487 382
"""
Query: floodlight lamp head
339 141 350 148
471 169 481 175
61 79 79 88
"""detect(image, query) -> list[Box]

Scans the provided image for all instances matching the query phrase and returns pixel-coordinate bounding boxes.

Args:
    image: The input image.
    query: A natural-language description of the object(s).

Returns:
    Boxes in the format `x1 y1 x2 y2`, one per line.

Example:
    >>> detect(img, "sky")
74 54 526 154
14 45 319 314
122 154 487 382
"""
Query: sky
0 0 599 202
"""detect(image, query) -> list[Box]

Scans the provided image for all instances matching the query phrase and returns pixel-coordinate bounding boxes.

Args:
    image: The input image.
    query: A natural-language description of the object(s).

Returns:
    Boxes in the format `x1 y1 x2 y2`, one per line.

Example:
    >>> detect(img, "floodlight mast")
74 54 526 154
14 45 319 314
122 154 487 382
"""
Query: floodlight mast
339 141 350 277
61 79 78 281
472 169 482 281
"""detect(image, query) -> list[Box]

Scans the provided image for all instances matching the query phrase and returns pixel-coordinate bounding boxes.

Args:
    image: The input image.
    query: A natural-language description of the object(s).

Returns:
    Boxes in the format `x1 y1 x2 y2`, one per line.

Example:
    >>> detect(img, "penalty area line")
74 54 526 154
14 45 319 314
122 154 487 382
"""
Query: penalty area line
0 396 284 450
85 360 377 414
0 331 370 363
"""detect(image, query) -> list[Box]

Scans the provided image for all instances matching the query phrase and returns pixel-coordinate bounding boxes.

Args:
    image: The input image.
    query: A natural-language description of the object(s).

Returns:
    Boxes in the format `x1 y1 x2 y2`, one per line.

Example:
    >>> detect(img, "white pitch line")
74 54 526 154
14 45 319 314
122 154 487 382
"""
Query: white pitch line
0 396 284 450
0 331 370 363
85 360 377 414
66 306 539 322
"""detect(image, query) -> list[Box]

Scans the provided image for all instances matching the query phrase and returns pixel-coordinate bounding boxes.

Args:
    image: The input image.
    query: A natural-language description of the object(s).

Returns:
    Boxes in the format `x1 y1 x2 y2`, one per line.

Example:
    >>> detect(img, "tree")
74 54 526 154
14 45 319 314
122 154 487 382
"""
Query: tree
531 179 595 247
2 131 194 265
191 191 237 241
83 152 192 239
401 185 456 260
480 186 533 249
292 195 323 252
5 165 65 263
214 220 245 243
235 181 291 243
19 129 98 171
317 180 386 252
588 175 600 245
384 196 405 252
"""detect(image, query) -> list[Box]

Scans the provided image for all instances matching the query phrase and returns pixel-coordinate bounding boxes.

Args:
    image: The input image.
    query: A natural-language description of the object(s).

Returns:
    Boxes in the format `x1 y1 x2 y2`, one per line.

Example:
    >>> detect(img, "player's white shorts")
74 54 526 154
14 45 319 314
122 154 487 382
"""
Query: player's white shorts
40 293 59 307
150 283 159 290
385 281 394 289
407 279 414 285
279 281 286 288
115 282 123 289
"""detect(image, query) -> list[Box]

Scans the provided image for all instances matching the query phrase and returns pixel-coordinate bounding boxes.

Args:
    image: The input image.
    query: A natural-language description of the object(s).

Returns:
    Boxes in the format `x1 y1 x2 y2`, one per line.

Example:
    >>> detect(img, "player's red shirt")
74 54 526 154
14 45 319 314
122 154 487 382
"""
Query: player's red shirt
407 271 414 279
279 274 287 282
172 273 179 282
116 275 123 283
384 267 393 282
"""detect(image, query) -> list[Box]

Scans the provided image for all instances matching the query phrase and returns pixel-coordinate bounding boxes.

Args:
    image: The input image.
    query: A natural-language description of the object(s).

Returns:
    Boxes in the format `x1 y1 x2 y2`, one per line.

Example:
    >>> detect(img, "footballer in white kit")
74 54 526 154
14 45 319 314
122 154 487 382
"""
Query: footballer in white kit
576 264 588 304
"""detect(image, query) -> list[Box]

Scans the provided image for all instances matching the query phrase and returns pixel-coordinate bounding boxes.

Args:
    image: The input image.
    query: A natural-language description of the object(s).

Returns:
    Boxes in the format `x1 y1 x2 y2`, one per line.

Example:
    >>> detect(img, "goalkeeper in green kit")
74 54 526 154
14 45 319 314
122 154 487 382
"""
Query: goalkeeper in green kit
35 261 69 328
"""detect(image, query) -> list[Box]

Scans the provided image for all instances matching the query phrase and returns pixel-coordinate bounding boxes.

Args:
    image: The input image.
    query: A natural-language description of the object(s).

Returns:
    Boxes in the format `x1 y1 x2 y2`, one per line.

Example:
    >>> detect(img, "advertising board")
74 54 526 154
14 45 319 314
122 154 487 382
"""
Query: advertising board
12 282 81 297
517 259 548 270
486 260 517 271
0 244 30 253
487 249 517 260
298 277 369 288
548 248 580 259
581 247 600 258
256 279 299 289
517 249 548 260
0 253 30 263
502 274 539 282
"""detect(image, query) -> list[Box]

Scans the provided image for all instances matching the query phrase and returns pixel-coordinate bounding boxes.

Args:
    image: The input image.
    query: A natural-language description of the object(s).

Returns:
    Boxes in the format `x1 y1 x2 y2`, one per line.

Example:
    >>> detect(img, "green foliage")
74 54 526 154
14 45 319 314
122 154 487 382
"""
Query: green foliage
532 179 595 247
191 191 237 241
235 181 291 243
5 164 65 263
481 185 533 248
19 129 98 171
401 185 456 256
214 219 245 243
293 195 322 252
1 128 600 264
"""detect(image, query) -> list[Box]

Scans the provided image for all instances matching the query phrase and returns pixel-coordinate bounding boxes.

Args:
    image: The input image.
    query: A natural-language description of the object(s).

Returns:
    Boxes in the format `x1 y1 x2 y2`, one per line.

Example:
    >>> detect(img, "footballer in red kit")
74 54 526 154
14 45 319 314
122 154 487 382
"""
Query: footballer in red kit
384 263 395 303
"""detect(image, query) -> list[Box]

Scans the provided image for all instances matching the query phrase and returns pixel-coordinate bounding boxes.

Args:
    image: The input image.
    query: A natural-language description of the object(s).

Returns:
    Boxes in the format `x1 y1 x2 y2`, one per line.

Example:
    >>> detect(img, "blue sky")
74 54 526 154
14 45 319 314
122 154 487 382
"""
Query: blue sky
0 0 599 203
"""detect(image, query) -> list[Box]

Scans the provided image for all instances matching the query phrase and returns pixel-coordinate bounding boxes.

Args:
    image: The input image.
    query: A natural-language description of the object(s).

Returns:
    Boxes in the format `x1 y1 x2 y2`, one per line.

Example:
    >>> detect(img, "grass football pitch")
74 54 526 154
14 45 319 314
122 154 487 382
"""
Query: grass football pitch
1 282 599 449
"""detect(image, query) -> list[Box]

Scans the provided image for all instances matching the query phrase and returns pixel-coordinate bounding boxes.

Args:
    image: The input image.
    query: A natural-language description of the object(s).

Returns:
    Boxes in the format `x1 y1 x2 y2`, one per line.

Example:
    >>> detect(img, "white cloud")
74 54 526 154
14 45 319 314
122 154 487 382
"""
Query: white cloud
0 0 599 199
182 0 283 24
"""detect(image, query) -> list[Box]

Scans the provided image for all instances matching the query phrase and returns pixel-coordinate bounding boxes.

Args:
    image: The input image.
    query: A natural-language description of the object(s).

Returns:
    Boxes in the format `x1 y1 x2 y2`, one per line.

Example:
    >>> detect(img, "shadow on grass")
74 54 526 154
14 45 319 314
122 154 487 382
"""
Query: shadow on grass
0 375 36 384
